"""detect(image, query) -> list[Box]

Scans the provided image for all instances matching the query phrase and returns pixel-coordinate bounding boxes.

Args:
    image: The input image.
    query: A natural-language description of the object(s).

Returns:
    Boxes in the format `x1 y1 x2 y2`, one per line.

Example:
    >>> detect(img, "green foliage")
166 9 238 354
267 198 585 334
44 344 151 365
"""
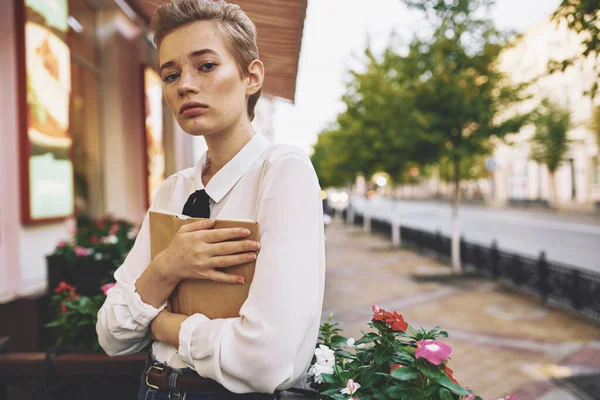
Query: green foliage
52 215 138 272
46 282 107 352
311 0 530 193
590 105 600 150
308 306 490 400
529 99 573 174
550 0 600 97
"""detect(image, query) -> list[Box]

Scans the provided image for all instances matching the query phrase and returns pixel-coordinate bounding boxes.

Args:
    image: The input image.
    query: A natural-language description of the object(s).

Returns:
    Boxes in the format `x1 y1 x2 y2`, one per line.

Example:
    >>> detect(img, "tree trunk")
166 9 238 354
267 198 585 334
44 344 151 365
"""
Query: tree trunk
451 158 462 273
549 171 558 207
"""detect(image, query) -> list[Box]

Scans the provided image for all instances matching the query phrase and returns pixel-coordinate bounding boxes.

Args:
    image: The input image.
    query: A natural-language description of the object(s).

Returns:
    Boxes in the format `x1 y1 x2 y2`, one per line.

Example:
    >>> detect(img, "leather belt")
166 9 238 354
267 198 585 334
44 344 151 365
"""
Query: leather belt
146 364 228 393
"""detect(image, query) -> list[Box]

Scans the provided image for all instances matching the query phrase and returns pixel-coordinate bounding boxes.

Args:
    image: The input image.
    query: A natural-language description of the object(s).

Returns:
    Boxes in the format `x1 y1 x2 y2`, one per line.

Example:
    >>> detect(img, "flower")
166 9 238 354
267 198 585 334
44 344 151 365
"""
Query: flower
315 344 335 365
346 338 355 348
444 365 459 384
127 229 137 239
104 235 118 244
390 364 404 373
54 281 74 294
372 305 386 321
61 293 81 314
308 362 333 384
94 253 103 261
415 340 452 366
109 223 119 235
74 246 92 257
57 240 67 248
100 283 115 296
384 311 408 332
341 379 361 396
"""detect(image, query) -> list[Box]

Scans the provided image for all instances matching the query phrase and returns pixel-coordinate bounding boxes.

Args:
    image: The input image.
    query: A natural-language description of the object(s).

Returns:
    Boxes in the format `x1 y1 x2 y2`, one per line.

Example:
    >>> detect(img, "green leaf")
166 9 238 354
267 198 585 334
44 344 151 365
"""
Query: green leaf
386 385 424 400
439 388 453 400
417 361 443 380
319 388 342 396
437 376 470 396
335 350 357 360
373 345 391 364
390 367 420 381
320 373 341 386
355 333 381 345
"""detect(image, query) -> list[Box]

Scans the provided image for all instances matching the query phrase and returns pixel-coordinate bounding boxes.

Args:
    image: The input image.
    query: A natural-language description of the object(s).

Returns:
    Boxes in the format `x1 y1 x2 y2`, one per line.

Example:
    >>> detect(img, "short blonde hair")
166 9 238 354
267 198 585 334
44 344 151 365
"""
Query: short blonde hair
151 0 261 121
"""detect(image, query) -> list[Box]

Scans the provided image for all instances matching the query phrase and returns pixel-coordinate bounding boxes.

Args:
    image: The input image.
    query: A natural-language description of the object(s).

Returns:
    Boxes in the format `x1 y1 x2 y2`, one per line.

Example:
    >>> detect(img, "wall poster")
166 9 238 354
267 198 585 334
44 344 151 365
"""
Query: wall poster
19 0 74 223
143 65 166 208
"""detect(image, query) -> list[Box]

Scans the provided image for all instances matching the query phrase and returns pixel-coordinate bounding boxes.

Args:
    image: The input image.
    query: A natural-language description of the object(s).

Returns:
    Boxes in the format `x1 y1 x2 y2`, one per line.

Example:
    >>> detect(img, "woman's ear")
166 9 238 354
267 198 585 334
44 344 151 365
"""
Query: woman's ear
246 59 264 96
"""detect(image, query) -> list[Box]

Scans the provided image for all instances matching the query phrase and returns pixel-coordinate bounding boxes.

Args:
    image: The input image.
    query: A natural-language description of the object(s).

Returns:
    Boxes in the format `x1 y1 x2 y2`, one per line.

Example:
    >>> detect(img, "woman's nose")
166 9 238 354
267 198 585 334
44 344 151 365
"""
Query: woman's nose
177 71 199 95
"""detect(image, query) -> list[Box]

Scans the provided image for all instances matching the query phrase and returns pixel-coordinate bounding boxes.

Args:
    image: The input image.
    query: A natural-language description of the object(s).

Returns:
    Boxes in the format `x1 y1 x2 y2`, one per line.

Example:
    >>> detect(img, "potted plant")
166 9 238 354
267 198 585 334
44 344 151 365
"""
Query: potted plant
307 306 517 400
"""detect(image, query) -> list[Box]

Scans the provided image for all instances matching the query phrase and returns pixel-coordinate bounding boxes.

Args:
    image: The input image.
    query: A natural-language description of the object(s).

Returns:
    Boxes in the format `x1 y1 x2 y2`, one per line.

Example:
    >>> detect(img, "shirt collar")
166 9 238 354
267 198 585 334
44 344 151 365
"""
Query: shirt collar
194 133 271 203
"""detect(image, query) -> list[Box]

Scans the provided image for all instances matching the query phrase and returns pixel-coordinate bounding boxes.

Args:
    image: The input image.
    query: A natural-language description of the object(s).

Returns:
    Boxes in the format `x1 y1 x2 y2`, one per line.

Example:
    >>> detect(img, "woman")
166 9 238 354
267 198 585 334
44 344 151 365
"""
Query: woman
95 0 326 398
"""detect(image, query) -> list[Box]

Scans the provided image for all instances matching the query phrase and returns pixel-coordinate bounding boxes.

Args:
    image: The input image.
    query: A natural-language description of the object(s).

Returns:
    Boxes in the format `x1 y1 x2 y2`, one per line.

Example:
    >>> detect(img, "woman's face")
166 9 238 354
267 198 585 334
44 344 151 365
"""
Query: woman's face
158 21 252 137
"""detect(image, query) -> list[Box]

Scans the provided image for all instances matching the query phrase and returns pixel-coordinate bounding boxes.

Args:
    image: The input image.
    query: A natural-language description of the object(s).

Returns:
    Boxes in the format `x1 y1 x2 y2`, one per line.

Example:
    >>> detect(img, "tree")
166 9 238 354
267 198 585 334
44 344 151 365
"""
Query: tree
529 99 574 206
550 0 600 97
397 0 531 272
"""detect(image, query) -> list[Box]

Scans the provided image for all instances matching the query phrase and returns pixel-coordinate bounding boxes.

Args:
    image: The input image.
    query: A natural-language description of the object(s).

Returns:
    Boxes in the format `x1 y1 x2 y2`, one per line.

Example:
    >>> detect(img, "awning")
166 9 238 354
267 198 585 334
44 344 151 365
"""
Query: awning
129 0 308 102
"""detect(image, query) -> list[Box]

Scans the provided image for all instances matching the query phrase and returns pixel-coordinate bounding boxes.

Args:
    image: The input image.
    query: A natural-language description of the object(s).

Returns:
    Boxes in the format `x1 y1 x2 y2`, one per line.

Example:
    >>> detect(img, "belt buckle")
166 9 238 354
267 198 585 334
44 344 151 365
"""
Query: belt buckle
146 365 164 390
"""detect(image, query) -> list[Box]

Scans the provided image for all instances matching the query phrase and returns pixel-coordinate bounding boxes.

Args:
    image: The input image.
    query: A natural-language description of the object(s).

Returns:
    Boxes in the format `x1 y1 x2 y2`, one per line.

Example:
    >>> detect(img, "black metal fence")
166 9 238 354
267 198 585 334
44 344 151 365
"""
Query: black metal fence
342 209 600 322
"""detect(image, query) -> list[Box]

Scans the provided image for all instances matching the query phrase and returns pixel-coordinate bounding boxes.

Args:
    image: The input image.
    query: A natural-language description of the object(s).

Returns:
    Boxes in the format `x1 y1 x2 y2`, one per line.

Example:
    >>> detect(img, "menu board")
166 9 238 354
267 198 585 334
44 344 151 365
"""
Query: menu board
21 0 74 223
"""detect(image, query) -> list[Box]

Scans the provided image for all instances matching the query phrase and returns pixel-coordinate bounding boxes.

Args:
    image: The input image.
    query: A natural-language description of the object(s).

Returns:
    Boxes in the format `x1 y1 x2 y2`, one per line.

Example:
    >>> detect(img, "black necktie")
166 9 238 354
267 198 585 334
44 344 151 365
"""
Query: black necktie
182 189 211 218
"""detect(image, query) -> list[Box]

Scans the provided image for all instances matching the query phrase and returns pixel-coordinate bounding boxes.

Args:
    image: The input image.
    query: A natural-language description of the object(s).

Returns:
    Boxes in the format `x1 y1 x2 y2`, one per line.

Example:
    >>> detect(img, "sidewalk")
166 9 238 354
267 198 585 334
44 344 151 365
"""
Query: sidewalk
322 218 600 400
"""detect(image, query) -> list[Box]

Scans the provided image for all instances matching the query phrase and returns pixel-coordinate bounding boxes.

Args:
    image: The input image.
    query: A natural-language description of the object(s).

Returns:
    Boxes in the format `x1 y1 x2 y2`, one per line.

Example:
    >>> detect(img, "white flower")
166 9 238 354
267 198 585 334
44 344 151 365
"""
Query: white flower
341 379 361 396
94 253 103 261
314 344 335 365
127 229 137 239
308 362 334 384
346 338 355 348
105 235 118 244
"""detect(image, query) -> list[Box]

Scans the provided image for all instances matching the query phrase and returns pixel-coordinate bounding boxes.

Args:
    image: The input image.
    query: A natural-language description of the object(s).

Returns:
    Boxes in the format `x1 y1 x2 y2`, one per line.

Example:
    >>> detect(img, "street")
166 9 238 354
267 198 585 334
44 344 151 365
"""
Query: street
349 197 600 272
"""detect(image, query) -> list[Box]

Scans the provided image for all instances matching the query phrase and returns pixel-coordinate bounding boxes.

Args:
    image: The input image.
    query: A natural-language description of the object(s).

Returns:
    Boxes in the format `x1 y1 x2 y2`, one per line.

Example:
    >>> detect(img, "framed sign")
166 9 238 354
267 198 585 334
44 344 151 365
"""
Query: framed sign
142 65 166 209
17 0 74 224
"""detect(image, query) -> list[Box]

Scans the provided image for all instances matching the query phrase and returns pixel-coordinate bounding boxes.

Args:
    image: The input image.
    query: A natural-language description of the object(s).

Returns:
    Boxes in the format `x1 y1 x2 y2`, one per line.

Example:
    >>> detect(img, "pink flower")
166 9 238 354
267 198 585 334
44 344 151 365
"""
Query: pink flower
415 340 452 366
100 283 115 296
57 240 67 248
74 246 91 257
340 379 361 396
109 223 119 235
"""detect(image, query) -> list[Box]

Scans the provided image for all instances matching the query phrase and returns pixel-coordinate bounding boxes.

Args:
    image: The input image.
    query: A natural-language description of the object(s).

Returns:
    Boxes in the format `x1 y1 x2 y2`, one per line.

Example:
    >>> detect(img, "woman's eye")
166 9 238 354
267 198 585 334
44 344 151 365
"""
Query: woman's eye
163 73 179 83
200 62 217 72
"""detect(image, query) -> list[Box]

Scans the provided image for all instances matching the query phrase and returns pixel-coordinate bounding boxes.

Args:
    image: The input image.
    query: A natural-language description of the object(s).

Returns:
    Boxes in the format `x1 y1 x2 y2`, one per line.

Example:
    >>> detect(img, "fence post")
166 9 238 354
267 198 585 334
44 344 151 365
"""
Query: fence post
511 255 521 286
571 269 582 310
392 221 401 247
460 235 466 265
491 240 499 279
538 251 549 303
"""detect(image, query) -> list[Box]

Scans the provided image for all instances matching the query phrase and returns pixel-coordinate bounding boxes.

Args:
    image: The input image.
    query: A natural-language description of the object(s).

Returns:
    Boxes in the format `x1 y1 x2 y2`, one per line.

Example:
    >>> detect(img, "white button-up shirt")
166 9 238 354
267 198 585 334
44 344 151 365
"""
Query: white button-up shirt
96 133 326 393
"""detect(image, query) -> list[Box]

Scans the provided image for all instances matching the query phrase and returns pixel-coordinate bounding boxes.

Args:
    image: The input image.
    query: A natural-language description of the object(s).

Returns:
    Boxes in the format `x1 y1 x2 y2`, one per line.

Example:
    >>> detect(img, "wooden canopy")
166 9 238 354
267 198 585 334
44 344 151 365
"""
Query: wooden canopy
130 0 308 102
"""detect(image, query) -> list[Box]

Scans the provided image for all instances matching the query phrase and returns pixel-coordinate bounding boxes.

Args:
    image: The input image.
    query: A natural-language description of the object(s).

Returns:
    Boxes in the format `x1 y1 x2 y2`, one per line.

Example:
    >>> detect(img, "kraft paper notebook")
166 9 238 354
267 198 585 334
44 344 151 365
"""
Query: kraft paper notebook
148 211 259 319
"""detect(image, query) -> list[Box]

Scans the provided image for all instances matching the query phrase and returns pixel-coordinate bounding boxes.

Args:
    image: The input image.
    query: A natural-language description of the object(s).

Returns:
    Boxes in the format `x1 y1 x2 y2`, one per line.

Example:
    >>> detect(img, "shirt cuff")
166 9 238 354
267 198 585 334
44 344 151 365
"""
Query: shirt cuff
178 313 210 367
123 280 167 326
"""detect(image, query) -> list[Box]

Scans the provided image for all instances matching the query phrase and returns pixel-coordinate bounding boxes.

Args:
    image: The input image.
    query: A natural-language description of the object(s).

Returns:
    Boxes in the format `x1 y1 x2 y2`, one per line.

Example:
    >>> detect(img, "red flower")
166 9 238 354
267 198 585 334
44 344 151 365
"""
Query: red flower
384 311 408 332
390 364 403 373
444 365 459 384
54 281 74 294
60 294 81 314
372 305 386 321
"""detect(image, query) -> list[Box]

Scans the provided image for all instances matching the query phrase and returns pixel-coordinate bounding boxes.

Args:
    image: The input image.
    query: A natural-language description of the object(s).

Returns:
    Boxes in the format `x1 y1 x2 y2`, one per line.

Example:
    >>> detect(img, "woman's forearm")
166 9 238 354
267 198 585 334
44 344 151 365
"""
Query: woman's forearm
135 254 179 308
152 310 188 348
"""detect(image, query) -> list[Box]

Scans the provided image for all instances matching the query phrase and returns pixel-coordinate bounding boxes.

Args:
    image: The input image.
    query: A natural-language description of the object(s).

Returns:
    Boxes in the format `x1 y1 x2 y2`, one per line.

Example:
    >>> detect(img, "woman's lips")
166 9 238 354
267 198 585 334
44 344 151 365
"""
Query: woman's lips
181 106 208 117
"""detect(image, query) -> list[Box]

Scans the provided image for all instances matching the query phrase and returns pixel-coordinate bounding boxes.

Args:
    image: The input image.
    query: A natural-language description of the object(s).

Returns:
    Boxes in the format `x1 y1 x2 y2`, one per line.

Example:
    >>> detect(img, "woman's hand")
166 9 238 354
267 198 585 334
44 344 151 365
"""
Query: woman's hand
154 219 260 285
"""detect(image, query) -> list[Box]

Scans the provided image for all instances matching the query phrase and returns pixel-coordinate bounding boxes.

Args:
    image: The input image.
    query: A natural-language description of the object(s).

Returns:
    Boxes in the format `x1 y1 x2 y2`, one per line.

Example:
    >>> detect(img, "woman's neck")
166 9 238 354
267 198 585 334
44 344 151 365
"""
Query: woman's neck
202 118 254 184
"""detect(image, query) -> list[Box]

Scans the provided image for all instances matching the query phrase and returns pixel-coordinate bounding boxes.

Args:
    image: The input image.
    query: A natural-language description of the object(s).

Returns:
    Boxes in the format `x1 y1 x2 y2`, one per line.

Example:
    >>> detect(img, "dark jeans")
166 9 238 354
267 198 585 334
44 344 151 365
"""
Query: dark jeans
137 353 278 400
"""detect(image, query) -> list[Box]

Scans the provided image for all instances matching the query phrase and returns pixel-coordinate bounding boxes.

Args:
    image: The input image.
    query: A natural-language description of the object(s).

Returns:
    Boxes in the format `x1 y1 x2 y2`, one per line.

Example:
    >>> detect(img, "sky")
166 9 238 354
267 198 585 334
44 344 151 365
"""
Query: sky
271 0 563 154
